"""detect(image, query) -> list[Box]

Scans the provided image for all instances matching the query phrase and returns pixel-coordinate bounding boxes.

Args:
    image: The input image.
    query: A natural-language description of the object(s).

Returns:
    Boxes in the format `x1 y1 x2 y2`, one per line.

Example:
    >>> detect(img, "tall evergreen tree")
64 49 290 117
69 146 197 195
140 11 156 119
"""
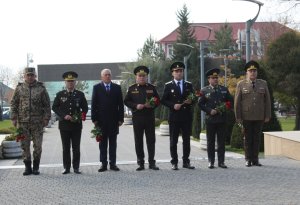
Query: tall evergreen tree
266 31 300 130
172 4 197 61
210 22 235 55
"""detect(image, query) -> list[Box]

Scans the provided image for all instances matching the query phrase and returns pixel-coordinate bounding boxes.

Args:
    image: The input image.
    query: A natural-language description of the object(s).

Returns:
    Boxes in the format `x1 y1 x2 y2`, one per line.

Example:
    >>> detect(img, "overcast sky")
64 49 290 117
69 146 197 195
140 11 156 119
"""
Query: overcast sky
0 0 299 73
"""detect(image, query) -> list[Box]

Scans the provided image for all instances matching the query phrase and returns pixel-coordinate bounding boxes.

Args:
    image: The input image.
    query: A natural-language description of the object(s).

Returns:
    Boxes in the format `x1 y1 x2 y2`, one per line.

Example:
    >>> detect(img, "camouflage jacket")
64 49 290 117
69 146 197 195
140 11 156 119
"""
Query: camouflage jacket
10 80 51 122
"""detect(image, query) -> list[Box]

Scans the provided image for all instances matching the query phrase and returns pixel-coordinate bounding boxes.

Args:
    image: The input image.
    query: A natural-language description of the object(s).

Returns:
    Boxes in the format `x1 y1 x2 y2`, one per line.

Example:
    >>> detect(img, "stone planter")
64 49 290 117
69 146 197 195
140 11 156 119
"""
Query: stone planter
159 124 169 136
1 140 22 159
123 117 133 125
200 133 218 151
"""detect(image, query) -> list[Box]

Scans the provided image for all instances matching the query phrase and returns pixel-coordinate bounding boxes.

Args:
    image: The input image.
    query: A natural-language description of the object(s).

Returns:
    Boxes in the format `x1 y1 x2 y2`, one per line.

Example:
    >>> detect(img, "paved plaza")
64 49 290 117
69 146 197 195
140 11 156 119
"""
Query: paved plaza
1 121 300 204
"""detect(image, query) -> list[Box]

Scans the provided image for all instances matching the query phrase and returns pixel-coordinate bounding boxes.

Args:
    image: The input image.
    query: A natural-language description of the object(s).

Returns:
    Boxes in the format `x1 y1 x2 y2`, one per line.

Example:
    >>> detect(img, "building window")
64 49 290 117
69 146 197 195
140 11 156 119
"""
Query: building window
167 44 173 58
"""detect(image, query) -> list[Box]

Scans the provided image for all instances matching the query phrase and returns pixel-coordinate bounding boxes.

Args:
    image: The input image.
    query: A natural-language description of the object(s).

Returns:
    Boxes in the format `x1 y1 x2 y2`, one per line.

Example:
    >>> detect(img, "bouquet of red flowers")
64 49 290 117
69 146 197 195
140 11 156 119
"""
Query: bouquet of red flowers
145 96 160 108
71 111 82 123
215 101 231 114
186 90 203 102
15 128 26 142
91 126 103 142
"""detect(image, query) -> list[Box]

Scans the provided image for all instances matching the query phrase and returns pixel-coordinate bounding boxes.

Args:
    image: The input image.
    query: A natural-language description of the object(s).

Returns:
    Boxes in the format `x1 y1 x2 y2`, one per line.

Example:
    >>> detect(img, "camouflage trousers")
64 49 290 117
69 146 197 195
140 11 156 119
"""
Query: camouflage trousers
18 122 44 162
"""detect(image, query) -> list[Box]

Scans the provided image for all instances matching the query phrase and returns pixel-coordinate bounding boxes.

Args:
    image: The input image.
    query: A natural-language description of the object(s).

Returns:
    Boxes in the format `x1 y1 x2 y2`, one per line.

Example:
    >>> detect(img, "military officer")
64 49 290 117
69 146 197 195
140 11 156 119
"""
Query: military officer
10 67 51 176
234 60 271 167
161 62 196 170
52 71 88 174
124 66 160 171
198 68 233 169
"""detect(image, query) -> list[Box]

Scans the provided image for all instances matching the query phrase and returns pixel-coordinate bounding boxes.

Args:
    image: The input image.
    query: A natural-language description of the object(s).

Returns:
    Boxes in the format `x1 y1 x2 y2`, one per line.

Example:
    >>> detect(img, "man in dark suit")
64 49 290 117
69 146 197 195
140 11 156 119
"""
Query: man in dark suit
52 71 88 174
161 62 195 170
91 68 124 172
198 68 233 169
124 66 160 171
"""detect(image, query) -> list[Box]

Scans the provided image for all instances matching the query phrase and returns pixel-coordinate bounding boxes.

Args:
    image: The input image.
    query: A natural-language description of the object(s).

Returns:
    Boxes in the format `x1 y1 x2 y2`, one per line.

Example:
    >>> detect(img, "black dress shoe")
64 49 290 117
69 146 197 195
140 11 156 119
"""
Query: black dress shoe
136 165 145 171
172 164 179 170
149 164 159 170
218 163 228 169
32 169 40 175
74 168 81 174
62 169 70 174
98 165 107 172
252 161 262 166
208 162 214 169
110 165 120 171
245 161 252 167
183 163 195 169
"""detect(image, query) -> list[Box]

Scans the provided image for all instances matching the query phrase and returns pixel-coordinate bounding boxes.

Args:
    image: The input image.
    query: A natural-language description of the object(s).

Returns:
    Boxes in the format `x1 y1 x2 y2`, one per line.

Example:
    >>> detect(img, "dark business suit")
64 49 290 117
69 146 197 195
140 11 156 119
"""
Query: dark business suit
52 89 88 170
91 82 124 166
161 80 194 165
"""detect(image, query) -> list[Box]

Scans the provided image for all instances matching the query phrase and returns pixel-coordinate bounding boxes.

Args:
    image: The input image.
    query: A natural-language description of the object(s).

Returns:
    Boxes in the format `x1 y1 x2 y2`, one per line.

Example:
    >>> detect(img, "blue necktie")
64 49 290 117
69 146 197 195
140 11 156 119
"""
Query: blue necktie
177 81 181 94
106 85 110 92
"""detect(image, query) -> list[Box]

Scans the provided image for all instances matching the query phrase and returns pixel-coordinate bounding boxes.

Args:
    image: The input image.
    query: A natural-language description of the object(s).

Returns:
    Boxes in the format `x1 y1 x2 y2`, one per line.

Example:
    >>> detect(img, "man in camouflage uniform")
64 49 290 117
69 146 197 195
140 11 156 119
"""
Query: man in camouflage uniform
10 67 51 176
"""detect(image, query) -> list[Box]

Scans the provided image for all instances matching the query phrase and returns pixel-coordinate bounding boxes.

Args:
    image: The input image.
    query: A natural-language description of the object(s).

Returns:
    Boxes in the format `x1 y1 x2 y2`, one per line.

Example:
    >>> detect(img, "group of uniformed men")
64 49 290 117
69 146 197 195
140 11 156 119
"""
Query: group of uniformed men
10 60 271 175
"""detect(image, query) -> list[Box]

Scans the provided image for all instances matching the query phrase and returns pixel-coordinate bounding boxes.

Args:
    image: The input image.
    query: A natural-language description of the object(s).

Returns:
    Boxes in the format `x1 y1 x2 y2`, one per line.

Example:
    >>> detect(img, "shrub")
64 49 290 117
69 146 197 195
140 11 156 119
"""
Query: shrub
230 123 244 149
4 134 16 141
155 118 161 127
0 127 16 134
160 120 169 125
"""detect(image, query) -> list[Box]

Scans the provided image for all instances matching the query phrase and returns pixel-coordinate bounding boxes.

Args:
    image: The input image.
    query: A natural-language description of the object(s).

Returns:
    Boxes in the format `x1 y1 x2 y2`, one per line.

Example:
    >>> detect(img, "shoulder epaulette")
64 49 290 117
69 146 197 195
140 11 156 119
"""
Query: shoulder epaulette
128 83 137 88
165 81 172 85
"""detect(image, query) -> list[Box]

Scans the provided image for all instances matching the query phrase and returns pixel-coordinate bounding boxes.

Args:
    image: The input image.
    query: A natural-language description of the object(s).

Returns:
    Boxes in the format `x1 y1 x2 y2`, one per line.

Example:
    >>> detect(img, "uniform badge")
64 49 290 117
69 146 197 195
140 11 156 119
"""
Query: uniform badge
61 97 67 102
146 90 153 93
171 89 174 93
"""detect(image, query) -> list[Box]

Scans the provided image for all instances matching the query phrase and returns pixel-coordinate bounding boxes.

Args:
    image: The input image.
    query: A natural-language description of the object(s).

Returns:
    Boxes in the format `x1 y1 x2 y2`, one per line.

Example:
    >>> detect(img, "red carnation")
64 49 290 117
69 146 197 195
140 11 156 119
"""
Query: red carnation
225 101 231 109
81 112 86 121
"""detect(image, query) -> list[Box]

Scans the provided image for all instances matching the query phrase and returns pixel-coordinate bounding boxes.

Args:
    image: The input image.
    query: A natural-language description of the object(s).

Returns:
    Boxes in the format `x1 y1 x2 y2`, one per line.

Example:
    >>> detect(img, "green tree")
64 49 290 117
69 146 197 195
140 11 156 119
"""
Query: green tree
210 22 235 54
76 81 89 94
172 4 197 61
266 31 300 130
137 35 165 61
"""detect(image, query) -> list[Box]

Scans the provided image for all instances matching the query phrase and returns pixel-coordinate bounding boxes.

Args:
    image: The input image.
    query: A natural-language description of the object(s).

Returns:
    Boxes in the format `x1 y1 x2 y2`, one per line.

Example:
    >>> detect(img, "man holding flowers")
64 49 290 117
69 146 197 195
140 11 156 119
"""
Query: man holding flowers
198 68 233 169
124 66 160 171
161 62 196 170
91 68 124 172
52 71 88 174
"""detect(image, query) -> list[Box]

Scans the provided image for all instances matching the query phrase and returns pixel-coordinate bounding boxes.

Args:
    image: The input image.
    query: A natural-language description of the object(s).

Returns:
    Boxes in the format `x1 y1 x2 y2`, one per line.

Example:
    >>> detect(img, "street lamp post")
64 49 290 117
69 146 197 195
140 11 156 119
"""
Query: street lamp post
195 25 212 129
219 49 230 87
234 0 263 62
175 43 194 81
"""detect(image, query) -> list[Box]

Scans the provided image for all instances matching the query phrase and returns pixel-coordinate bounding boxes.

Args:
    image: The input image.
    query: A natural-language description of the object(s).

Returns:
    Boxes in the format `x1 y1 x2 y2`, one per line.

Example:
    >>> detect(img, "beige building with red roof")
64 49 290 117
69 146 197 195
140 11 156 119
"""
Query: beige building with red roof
159 22 292 60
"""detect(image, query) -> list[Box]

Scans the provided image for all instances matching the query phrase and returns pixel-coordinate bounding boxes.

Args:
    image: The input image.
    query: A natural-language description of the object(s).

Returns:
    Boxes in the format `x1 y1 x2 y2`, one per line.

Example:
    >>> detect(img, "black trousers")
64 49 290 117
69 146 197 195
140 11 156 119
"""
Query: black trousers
132 115 156 166
206 122 226 164
60 130 82 169
169 120 192 165
243 120 264 163
99 134 117 166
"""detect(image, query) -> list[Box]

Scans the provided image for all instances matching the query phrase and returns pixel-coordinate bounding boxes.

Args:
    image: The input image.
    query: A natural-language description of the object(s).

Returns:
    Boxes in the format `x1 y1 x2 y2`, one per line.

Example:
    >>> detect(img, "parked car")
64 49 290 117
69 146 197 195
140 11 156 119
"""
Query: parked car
2 110 10 120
